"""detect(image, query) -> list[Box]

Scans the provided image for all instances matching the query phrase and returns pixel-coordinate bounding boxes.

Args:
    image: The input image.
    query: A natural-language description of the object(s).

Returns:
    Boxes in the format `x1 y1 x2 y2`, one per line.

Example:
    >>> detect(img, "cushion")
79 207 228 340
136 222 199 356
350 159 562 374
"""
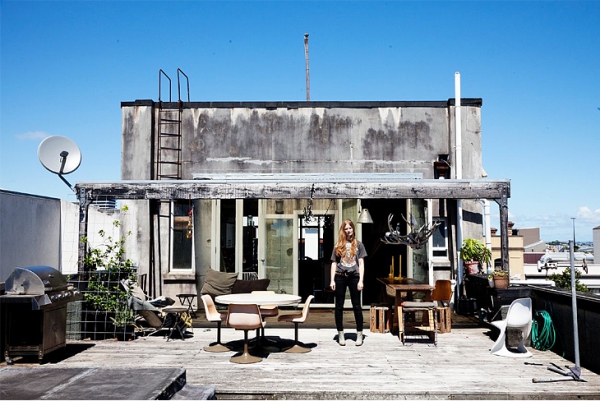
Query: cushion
232 278 270 294
122 279 146 302
200 268 238 297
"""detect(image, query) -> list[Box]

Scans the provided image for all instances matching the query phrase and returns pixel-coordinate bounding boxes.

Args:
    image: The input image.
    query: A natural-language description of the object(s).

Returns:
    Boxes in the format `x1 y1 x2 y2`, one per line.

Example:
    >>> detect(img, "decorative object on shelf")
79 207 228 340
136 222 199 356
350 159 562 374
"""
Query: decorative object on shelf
381 213 440 249
459 238 491 275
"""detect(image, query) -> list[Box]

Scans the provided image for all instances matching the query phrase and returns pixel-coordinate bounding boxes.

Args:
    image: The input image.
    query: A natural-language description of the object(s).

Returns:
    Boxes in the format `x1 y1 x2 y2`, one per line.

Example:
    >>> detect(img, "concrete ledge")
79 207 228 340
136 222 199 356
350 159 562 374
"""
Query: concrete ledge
0 367 186 400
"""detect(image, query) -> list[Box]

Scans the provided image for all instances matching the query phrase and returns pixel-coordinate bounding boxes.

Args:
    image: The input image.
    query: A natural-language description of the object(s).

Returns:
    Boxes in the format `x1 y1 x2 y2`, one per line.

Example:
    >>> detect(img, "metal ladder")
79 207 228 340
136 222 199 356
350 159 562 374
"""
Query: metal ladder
156 69 189 181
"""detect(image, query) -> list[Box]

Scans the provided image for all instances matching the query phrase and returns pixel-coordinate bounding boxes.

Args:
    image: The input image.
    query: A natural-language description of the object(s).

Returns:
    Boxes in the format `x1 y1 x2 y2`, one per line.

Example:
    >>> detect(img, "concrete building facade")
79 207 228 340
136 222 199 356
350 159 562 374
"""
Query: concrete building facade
75 97 512 307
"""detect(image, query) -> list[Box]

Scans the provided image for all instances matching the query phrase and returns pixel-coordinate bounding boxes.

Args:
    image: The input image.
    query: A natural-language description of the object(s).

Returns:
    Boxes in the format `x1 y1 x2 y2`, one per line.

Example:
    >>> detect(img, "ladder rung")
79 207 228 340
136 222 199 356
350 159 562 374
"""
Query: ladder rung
158 161 181 165
160 119 180 123
159 146 181 151
159 133 181 137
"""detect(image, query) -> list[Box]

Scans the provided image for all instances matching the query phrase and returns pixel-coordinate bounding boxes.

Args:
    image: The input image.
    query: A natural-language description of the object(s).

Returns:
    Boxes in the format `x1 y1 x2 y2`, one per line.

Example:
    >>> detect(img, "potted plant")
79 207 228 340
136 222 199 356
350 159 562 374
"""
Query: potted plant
459 238 491 275
489 269 509 289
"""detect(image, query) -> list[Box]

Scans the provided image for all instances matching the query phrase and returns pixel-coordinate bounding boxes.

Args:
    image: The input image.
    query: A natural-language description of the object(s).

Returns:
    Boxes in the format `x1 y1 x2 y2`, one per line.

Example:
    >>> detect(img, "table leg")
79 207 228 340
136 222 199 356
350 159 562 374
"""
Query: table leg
167 313 186 341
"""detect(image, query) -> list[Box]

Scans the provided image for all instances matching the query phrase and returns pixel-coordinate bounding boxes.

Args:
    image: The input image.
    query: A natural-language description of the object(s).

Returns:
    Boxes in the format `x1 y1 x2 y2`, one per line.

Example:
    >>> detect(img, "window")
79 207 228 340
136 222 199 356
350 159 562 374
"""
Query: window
432 218 448 258
172 201 194 271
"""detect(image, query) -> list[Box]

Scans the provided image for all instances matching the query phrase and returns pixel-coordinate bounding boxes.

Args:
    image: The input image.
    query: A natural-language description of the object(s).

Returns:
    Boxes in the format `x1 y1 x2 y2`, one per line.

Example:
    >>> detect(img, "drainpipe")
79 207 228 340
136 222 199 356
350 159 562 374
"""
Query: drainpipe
481 199 492 274
455 72 465 298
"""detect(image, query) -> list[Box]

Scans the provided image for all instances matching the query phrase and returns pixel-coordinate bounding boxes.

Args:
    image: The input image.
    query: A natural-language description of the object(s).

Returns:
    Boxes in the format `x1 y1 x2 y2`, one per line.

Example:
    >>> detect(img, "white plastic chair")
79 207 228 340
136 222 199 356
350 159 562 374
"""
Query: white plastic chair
200 294 230 353
226 303 264 364
490 297 533 357
277 295 314 353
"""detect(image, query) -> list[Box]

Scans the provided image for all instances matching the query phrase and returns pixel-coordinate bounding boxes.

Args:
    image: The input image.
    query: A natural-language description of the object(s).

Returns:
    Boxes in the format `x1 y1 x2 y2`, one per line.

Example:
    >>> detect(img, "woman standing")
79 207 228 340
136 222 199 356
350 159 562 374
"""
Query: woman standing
330 219 367 346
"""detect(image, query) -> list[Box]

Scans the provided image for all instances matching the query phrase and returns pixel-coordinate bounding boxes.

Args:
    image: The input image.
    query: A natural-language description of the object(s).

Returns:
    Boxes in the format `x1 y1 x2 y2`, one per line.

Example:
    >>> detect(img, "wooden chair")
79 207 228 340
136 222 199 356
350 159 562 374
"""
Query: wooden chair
226 303 264 364
200 294 230 352
277 295 314 353
136 310 167 338
432 279 452 333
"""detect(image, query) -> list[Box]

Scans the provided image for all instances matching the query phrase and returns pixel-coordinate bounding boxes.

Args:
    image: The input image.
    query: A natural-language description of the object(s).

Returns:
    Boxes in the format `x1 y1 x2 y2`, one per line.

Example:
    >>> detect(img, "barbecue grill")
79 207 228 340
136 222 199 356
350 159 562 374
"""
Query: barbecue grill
0 266 81 364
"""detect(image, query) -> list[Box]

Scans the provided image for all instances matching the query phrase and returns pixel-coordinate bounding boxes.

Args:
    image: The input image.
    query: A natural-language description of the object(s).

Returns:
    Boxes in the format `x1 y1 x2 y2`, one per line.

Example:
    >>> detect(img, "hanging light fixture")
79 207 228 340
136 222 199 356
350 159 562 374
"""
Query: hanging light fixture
357 208 373 224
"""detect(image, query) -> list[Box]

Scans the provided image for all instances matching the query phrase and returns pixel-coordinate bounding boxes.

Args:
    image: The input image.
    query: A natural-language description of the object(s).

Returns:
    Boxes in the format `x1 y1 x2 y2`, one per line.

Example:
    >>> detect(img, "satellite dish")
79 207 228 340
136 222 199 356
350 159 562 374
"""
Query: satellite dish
37 136 82 192
38 136 82 174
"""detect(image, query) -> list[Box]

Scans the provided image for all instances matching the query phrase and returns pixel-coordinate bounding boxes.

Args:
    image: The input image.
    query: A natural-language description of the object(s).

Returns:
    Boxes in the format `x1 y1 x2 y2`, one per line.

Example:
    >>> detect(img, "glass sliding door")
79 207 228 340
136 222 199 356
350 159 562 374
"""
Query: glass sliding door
263 217 294 294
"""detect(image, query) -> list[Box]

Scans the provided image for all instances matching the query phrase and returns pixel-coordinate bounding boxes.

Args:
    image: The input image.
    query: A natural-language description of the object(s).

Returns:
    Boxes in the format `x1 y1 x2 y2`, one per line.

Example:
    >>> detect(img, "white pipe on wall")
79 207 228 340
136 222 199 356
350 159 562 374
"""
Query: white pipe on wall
455 72 465 298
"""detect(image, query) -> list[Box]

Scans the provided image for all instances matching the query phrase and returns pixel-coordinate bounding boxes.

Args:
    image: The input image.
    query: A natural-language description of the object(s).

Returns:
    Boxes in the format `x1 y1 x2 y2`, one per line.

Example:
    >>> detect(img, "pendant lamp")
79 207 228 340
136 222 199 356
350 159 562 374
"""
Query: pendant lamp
357 208 373 224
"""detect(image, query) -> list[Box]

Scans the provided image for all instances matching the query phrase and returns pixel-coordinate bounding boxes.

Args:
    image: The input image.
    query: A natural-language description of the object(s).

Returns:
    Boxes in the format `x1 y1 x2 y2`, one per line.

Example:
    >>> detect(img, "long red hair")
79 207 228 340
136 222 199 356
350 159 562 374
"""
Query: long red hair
334 219 358 258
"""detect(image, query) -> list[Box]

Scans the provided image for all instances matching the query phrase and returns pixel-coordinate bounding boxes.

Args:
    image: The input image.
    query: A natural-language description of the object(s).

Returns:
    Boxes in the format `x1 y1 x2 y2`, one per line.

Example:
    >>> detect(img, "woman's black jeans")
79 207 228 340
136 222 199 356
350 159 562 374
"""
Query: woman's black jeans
334 273 363 332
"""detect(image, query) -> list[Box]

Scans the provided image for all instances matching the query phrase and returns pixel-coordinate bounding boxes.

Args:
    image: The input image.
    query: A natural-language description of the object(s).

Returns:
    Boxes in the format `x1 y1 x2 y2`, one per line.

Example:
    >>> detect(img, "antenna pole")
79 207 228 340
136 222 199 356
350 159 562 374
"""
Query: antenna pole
304 33 310 101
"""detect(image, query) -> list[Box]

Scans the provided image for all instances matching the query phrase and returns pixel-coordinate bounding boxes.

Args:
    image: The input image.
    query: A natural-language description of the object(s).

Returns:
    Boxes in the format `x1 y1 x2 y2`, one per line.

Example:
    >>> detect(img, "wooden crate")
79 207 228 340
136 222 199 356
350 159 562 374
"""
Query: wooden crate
437 306 451 333
369 304 390 333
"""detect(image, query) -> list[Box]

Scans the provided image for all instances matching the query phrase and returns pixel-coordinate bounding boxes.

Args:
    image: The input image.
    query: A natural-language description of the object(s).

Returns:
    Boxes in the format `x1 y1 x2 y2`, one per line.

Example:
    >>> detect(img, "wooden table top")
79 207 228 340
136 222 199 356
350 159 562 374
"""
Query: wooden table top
376 277 434 291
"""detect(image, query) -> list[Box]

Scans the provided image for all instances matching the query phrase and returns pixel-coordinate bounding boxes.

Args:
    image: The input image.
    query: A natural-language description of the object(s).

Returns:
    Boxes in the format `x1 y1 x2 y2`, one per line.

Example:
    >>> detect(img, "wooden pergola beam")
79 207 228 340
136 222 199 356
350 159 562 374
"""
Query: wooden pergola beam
75 178 511 276
75 179 510 200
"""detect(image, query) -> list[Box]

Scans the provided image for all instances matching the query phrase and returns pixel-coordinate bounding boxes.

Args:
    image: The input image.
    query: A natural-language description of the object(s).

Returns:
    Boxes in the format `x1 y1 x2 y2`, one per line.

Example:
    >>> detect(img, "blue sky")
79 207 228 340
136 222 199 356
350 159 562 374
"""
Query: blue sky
1 0 599 242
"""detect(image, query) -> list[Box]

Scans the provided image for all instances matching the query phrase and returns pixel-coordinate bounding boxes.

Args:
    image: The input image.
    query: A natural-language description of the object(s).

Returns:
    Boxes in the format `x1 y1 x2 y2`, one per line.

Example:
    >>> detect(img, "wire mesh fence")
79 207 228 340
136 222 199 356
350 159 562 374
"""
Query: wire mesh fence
67 267 137 341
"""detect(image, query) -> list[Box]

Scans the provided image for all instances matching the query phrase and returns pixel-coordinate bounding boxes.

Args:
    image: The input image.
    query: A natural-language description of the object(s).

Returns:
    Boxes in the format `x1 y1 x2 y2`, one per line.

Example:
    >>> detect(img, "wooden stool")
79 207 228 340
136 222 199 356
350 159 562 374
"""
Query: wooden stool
369 304 390 333
399 301 437 345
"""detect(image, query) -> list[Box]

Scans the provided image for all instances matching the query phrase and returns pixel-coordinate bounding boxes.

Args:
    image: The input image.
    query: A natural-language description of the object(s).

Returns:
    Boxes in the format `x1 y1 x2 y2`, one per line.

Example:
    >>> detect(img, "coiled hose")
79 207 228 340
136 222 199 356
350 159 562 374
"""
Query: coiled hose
531 310 556 351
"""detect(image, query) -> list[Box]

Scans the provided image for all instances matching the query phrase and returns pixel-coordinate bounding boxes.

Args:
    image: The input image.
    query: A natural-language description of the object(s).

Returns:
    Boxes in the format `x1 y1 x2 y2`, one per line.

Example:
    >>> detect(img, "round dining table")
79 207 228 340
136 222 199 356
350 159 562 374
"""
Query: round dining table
215 292 301 306
216 292 302 360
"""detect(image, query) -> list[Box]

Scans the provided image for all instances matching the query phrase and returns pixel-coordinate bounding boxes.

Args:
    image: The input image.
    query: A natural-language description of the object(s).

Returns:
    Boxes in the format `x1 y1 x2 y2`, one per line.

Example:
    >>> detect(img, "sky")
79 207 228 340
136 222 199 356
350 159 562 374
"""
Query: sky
1 0 599 242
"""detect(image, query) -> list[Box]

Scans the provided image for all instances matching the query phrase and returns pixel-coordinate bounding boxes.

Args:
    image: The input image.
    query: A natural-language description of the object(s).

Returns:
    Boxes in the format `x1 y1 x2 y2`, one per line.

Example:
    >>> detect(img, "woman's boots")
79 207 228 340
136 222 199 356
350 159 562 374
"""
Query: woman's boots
338 331 346 346
338 331 363 346
356 331 363 346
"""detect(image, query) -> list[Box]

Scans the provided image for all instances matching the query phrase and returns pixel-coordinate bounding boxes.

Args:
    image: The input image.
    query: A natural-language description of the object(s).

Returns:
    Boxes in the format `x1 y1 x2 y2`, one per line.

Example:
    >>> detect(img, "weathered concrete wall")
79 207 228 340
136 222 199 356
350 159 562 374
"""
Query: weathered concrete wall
0 191 119 280
0 191 61 281
121 100 483 181
121 101 154 181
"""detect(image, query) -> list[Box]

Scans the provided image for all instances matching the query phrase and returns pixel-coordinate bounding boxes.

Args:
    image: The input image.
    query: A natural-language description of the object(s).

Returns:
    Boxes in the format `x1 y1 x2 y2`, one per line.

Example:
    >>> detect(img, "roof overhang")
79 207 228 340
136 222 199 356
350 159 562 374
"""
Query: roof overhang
75 175 510 201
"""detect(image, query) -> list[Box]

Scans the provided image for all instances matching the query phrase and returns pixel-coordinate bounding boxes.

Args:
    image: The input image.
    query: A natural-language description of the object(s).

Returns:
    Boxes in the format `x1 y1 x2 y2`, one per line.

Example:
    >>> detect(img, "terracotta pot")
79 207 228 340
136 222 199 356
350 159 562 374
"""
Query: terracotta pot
464 261 479 275
493 276 509 290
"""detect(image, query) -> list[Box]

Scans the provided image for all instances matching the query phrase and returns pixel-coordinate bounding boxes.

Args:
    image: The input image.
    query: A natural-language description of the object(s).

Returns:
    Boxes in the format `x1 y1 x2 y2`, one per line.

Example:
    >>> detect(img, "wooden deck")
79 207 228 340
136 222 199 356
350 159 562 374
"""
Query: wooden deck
7 309 599 400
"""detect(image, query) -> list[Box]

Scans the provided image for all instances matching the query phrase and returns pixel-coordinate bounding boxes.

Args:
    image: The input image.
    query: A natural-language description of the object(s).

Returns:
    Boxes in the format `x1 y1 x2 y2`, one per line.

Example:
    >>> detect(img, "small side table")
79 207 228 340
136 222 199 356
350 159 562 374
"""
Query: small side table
162 306 190 341
176 293 197 318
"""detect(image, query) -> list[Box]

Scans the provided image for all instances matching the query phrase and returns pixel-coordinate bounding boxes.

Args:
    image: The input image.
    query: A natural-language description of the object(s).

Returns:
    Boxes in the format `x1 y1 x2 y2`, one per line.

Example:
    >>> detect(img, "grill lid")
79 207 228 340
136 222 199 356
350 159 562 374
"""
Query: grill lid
4 266 68 295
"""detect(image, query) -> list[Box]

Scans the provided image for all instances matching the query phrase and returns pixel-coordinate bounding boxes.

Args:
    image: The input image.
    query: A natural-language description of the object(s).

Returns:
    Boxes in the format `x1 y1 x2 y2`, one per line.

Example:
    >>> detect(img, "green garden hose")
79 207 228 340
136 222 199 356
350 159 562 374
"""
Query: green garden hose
531 310 556 351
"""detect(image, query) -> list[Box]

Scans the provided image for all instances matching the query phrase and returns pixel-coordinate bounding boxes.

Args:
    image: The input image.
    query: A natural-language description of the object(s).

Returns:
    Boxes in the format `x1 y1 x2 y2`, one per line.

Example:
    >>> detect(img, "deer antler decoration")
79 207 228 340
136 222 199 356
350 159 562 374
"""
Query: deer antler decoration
381 213 441 249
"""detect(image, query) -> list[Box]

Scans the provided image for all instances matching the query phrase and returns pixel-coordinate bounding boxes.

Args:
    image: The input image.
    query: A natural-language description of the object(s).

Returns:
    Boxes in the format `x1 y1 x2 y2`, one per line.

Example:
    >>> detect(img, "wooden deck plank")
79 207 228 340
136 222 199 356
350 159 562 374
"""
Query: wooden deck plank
5 310 599 399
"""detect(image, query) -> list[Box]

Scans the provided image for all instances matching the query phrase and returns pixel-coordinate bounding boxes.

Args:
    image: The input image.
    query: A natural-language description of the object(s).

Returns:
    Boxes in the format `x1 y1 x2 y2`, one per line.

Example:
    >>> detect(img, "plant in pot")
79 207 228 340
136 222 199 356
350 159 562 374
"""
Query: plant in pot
488 269 509 289
459 238 492 275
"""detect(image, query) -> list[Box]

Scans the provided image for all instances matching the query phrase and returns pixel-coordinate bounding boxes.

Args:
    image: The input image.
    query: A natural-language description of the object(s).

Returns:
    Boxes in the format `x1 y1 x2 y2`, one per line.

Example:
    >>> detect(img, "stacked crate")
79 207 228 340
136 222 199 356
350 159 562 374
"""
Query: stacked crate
369 304 390 333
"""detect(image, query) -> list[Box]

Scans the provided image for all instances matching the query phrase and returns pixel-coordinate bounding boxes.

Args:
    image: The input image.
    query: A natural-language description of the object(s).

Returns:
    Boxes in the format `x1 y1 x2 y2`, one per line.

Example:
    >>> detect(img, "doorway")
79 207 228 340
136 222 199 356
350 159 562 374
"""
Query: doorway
298 215 335 303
